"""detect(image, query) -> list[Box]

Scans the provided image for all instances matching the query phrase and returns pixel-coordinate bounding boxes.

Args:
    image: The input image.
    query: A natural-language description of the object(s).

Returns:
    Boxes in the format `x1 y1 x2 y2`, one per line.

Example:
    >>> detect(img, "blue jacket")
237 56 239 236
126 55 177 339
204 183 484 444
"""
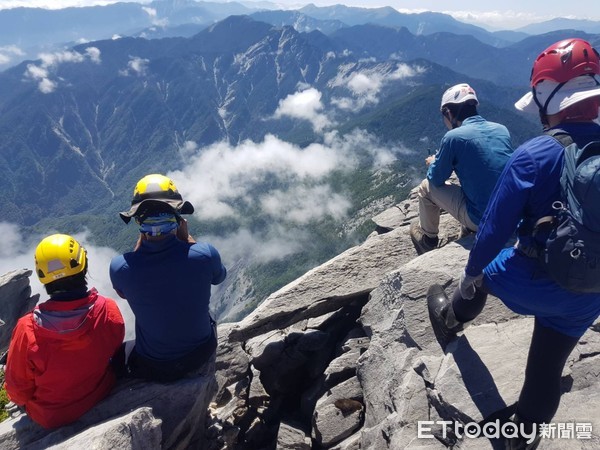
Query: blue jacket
427 115 513 224
465 122 600 337
110 235 226 360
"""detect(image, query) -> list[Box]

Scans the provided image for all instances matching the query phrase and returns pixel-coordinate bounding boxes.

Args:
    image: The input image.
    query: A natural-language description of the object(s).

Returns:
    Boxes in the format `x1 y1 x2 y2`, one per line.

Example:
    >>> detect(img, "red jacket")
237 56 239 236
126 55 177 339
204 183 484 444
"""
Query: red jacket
5 289 125 428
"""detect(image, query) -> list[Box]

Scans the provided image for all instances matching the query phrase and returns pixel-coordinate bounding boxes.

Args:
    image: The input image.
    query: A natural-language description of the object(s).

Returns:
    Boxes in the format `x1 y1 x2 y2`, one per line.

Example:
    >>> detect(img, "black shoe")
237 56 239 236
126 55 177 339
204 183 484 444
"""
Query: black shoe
504 414 541 450
479 403 518 427
427 284 464 349
410 222 439 255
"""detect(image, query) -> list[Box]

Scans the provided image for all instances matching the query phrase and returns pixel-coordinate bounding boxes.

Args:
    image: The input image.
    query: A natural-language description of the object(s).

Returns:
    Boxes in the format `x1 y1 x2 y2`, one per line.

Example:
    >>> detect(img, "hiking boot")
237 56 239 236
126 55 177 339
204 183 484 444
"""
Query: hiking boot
427 284 466 349
410 222 439 255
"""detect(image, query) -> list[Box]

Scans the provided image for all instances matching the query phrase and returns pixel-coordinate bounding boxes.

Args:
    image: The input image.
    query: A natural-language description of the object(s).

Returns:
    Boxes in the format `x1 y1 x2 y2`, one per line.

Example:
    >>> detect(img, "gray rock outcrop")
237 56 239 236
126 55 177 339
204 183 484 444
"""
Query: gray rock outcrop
0 269 39 352
0 188 598 449
0 372 216 450
207 193 600 449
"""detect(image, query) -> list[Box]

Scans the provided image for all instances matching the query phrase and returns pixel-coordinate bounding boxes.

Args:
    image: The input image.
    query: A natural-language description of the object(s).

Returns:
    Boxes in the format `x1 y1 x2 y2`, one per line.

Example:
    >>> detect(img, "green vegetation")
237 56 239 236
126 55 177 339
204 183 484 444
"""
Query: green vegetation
0 370 9 422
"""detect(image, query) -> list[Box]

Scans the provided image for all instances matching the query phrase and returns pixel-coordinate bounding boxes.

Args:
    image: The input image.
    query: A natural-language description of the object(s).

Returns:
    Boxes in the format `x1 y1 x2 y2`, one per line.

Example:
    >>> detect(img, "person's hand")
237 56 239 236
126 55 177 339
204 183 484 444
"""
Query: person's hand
425 155 435 166
458 270 483 300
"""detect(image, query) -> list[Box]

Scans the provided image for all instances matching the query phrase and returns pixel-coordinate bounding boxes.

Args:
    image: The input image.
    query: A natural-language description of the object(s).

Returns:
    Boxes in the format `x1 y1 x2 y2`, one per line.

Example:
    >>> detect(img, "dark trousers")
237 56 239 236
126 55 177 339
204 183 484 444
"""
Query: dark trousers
118 319 218 383
127 331 217 383
451 286 579 424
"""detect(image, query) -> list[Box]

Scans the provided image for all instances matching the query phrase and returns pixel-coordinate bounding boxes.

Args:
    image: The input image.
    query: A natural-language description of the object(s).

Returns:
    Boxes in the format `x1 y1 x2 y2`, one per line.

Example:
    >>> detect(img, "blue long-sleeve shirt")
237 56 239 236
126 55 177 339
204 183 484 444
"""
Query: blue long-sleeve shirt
466 122 600 277
110 235 226 360
464 122 600 337
427 115 513 225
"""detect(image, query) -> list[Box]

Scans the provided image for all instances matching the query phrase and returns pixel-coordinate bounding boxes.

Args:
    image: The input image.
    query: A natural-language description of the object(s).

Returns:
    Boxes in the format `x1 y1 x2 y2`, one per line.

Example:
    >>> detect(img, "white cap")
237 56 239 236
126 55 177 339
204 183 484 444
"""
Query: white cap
515 74 600 115
440 83 478 110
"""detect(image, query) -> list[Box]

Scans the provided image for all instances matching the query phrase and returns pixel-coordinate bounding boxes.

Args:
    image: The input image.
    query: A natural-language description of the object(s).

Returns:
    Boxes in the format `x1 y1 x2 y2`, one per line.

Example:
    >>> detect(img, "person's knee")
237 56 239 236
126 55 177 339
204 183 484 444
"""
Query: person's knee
451 286 487 322
417 178 431 199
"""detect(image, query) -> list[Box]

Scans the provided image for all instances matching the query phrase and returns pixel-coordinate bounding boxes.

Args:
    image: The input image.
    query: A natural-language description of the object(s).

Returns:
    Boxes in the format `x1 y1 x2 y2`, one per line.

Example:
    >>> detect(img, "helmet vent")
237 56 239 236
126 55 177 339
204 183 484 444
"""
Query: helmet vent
561 50 572 65
47 259 65 273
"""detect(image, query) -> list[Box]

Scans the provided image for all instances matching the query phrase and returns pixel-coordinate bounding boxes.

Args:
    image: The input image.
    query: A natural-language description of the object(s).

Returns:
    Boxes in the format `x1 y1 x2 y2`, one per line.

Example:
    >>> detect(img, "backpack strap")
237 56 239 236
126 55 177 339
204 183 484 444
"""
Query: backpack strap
545 127 600 164
578 139 600 164
544 127 574 148
518 129 574 258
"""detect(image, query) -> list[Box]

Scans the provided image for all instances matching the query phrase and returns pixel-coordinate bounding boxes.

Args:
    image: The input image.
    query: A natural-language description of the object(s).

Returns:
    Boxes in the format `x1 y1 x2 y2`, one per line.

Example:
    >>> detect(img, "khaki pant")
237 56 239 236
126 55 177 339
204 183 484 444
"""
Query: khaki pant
417 178 478 238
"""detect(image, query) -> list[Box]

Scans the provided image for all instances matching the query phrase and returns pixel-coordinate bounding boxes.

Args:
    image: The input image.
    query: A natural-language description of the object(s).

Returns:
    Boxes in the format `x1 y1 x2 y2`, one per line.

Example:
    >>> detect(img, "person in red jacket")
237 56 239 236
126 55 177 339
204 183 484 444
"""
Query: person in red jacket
4 234 125 429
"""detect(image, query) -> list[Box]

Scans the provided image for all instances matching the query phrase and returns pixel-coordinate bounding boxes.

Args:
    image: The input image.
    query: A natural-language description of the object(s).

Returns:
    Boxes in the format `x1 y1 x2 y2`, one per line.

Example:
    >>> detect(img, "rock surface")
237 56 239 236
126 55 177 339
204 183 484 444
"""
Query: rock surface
0 189 598 449
208 193 600 449
0 269 39 352
0 368 216 449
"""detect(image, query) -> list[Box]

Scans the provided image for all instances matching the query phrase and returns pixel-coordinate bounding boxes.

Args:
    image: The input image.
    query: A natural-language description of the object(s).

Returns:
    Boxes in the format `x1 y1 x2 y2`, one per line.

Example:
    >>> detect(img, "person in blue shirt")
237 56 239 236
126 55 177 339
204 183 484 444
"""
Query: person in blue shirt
427 38 600 449
410 83 514 255
110 173 227 382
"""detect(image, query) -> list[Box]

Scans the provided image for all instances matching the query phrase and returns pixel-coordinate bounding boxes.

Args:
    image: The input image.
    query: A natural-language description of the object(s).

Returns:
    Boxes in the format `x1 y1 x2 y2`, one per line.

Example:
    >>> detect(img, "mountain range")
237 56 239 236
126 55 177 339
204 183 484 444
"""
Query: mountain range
0 3 599 319
2 0 600 71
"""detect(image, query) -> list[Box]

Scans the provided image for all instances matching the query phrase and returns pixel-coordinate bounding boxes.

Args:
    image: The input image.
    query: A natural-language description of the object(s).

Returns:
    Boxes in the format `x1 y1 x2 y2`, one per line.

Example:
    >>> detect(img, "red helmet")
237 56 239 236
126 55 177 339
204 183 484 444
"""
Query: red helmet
530 38 600 87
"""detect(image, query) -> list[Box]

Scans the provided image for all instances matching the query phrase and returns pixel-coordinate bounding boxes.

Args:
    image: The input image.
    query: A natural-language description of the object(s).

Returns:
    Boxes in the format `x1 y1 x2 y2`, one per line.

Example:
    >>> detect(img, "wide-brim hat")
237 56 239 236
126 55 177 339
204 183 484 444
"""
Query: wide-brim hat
119 198 194 224
515 74 600 115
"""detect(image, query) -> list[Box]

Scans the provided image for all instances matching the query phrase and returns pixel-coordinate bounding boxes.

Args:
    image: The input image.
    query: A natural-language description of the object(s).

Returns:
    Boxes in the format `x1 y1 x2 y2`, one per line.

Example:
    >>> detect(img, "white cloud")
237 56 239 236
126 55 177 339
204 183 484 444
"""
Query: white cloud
332 63 424 111
167 130 397 264
443 9 558 30
0 1 151 8
347 72 382 96
39 49 85 66
23 48 102 93
142 5 156 17
0 1 597 31
204 227 306 264
25 63 48 80
142 6 168 27
38 77 57 93
0 223 22 260
25 64 56 93
0 44 23 65
261 185 351 224
85 46 101 63
169 133 358 219
178 140 199 159
337 72 382 109
273 87 332 132
120 56 149 76
0 223 135 339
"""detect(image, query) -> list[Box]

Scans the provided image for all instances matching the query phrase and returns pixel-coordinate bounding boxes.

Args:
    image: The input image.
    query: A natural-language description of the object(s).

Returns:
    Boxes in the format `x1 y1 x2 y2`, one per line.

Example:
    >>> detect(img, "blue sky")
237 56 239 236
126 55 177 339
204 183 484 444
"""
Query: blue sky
0 0 598 29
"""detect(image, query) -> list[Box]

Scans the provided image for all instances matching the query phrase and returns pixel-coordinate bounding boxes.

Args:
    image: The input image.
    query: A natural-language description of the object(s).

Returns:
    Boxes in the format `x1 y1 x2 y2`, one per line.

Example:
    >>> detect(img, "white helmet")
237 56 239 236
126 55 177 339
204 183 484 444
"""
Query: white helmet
441 83 479 110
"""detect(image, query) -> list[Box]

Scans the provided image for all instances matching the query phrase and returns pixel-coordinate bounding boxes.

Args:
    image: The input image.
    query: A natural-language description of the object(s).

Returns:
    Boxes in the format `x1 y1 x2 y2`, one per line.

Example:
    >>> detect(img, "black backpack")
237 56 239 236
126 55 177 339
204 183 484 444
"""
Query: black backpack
532 129 600 293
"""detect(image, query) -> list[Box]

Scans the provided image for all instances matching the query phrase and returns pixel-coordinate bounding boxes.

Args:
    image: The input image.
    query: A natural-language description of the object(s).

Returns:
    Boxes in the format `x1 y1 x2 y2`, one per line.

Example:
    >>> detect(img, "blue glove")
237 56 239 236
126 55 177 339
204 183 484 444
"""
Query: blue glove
458 271 483 300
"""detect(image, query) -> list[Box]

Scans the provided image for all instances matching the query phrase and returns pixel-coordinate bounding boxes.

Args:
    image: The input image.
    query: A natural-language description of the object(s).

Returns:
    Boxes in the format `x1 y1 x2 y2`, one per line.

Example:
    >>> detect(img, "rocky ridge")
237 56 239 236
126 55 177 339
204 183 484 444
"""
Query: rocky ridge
208 189 600 449
0 189 598 449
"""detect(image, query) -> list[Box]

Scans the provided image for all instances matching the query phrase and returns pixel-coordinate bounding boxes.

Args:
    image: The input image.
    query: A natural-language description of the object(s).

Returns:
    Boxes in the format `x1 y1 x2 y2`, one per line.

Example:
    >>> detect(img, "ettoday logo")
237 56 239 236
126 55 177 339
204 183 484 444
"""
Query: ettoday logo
417 420 594 444
418 420 537 444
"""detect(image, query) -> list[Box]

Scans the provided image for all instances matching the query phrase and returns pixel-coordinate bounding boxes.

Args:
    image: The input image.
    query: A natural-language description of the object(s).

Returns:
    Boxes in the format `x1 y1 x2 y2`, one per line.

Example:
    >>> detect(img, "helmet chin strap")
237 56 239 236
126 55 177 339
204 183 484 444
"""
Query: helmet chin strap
533 82 566 129
442 107 460 129
451 103 466 129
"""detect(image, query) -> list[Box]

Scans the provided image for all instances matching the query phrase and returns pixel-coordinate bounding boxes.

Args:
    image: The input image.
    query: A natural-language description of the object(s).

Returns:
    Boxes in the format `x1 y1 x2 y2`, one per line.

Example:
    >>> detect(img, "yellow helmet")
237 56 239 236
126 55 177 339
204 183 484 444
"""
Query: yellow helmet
119 173 194 223
132 174 179 202
34 234 87 285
